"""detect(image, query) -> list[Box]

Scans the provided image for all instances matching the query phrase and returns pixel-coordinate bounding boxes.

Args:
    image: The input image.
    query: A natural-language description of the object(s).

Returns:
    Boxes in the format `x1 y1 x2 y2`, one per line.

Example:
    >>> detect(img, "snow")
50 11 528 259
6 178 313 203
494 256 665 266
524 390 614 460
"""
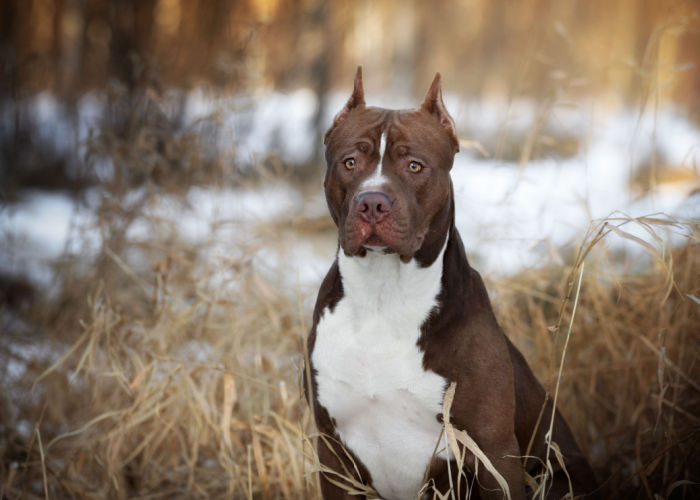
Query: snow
444 98 700 273
0 191 98 287
2 89 698 409
1 89 698 294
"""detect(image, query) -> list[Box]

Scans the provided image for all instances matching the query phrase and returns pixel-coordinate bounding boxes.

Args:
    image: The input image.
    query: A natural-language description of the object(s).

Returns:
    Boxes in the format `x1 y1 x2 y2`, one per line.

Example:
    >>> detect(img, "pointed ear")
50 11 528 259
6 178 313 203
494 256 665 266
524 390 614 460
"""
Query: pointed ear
421 73 459 152
324 66 365 145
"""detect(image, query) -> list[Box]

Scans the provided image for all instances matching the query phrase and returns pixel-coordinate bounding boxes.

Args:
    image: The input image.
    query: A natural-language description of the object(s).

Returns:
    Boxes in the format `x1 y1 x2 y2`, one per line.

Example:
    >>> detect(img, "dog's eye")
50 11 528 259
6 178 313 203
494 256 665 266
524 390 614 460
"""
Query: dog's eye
344 158 356 170
408 161 423 173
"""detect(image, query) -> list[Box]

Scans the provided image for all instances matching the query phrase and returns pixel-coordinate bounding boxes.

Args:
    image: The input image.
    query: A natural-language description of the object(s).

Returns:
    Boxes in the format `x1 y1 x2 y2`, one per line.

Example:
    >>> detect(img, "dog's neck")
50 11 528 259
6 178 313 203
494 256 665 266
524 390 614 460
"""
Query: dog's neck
336 235 448 326
411 182 455 268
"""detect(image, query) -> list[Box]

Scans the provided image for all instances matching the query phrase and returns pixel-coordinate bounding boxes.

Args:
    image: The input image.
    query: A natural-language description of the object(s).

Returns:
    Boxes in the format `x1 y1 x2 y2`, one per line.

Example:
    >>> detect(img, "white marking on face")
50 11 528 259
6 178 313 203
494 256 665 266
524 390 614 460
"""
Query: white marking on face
312 237 450 500
360 130 390 189
378 130 387 159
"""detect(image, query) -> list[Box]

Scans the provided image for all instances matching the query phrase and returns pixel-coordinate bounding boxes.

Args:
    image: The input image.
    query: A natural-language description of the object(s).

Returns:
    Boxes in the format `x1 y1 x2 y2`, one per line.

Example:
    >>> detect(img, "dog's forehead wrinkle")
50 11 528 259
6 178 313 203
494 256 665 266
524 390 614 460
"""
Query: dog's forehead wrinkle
359 126 392 190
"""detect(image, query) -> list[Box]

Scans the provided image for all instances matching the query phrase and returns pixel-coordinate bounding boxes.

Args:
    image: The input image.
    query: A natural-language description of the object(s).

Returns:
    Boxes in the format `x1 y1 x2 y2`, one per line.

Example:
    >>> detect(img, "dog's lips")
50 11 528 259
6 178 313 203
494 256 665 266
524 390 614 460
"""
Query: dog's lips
343 219 408 256
355 221 390 248
363 233 386 247
345 225 383 253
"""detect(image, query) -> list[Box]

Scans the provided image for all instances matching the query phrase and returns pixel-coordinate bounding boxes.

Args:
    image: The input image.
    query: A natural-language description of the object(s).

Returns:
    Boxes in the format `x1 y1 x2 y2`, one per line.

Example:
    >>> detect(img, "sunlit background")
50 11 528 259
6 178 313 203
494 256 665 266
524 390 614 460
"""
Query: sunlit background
1 1 699 498
2 0 699 278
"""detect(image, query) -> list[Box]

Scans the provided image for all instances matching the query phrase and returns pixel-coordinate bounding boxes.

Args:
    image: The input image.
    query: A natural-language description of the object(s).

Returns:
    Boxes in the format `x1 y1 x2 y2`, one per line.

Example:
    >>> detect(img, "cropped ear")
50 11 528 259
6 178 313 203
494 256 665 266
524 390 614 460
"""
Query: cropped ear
421 73 459 152
324 66 365 145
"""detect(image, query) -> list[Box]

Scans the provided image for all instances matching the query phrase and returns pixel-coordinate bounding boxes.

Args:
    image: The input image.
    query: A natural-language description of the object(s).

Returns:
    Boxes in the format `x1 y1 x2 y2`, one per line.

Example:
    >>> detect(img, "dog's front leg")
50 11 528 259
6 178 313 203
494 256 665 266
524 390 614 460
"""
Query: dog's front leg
316 435 368 500
474 435 526 500
450 382 527 500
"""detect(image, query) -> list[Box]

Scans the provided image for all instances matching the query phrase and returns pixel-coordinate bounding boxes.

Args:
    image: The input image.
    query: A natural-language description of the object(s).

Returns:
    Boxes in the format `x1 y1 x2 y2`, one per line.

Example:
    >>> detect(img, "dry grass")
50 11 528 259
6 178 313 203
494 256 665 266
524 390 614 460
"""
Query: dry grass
492 217 700 498
2 194 698 499
1 198 317 499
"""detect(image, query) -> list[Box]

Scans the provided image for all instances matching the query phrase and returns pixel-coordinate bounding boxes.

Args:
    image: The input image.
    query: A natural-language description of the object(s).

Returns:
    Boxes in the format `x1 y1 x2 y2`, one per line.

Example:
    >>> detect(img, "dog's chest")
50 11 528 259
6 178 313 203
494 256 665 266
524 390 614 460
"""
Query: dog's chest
312 252 448 500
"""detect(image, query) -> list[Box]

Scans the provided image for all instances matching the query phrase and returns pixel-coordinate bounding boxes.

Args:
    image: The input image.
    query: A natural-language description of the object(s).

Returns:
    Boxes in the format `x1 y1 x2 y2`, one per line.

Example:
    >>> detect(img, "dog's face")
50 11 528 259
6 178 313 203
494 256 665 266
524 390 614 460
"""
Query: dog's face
323 68 460 264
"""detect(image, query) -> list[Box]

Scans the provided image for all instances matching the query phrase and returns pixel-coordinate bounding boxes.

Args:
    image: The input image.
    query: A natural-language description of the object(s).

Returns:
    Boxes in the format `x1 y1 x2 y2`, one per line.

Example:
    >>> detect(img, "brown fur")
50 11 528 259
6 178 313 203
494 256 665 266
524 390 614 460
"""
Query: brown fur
306 67 598 499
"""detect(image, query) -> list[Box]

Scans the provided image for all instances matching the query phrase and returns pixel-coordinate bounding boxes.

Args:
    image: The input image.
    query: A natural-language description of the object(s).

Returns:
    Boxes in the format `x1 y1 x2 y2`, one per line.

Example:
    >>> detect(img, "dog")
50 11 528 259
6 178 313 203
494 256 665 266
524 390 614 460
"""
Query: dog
305 67 598 500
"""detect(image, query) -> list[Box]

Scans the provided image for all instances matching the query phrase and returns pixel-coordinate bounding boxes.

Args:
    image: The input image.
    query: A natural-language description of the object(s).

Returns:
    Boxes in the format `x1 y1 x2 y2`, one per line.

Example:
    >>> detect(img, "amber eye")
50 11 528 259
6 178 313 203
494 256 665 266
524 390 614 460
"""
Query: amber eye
344 158 356 170
408 161 423 173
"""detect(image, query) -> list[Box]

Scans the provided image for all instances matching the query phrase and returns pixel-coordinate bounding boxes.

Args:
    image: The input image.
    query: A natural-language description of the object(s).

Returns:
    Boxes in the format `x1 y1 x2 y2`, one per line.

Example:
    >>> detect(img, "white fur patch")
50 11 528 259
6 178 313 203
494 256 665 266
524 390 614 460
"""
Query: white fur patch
361 131 389 189
379 130 387 159
312 241 449 500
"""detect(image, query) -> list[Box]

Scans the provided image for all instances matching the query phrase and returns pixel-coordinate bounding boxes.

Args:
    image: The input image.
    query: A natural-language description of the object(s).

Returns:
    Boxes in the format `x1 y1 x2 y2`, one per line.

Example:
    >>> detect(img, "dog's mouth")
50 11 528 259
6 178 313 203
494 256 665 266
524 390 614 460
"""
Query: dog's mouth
351 222 393 252
342 218 425 262
349 223 390 250
363 233 387 248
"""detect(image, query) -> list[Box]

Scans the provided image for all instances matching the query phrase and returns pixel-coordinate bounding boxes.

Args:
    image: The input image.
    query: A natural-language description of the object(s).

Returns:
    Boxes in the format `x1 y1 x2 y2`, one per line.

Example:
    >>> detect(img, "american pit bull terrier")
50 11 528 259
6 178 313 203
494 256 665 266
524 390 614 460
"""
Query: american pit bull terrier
306 67 597 500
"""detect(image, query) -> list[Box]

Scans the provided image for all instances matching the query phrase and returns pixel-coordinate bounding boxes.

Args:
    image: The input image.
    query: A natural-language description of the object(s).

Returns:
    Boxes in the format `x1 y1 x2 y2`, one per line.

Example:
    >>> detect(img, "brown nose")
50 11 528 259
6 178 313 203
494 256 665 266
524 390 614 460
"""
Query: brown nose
357 191 393 223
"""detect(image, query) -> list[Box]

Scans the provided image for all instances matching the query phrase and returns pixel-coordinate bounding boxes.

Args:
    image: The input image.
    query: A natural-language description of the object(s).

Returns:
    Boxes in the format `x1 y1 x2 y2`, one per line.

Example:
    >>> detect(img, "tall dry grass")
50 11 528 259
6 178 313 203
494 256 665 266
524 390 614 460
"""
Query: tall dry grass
1 188 698 499
494 216 699 498
2 206 319 498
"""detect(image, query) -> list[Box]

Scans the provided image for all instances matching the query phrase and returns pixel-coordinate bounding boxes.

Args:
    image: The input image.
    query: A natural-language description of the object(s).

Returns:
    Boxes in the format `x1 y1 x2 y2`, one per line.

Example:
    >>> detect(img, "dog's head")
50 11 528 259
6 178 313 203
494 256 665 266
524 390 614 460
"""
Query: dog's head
323 67 459 265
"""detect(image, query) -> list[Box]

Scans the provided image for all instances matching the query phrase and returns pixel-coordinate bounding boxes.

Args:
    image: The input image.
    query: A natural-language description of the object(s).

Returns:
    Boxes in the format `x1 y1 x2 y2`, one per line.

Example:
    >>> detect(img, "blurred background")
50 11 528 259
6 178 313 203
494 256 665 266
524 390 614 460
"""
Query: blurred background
1 1 699 498
2 0 699 285
2 0 700 189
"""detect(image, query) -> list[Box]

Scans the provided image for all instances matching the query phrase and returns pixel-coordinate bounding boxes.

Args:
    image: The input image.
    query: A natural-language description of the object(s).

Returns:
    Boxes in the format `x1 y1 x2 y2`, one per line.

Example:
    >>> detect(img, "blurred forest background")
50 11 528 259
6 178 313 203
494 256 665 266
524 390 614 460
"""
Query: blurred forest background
1 1 699 499
2 0 700 192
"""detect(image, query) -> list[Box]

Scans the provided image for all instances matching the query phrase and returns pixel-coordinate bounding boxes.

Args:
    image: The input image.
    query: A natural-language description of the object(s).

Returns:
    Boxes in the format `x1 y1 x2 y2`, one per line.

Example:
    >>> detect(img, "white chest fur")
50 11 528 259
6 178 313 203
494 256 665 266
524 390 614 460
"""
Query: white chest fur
312 244 449 500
